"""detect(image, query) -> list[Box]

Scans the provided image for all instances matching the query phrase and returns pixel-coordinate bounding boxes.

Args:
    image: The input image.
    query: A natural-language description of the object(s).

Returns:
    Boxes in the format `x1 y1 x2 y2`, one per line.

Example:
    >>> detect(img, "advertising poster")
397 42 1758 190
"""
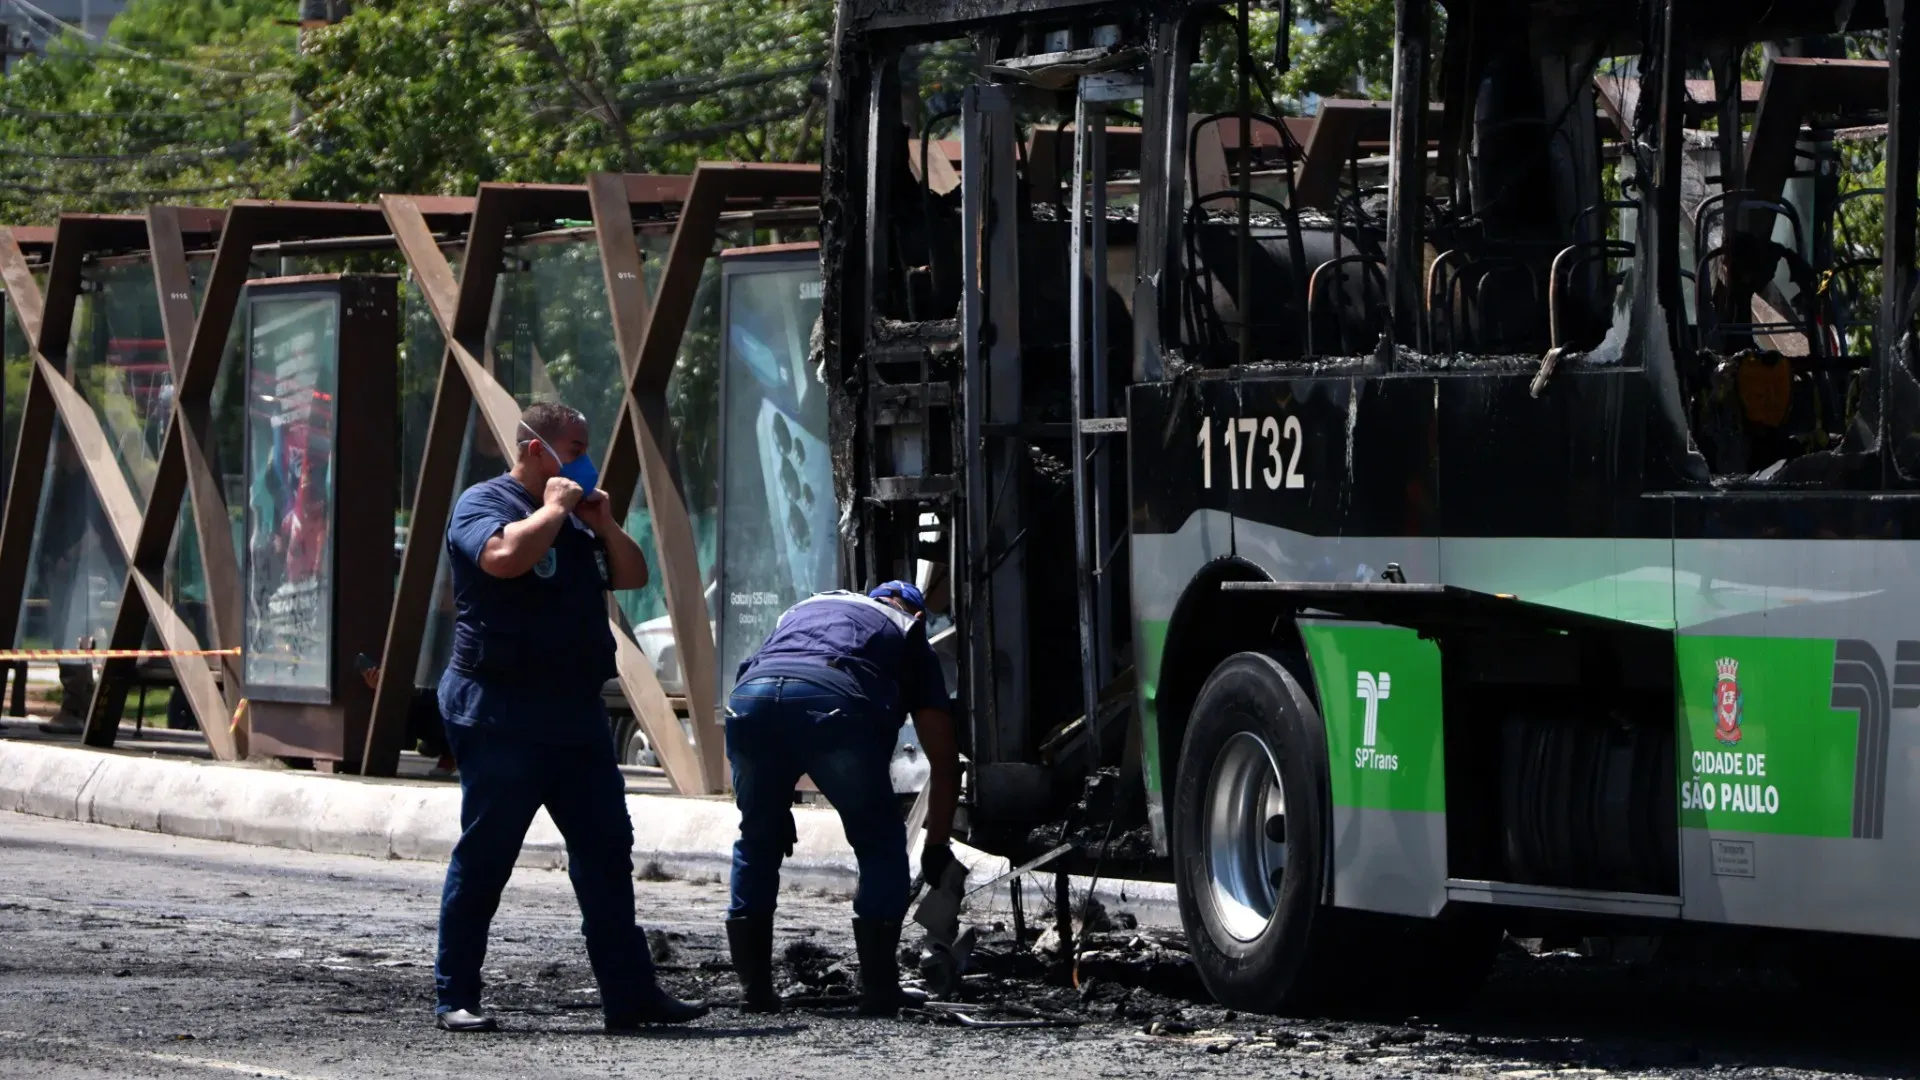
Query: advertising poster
243 294 340 700
716 263 832 692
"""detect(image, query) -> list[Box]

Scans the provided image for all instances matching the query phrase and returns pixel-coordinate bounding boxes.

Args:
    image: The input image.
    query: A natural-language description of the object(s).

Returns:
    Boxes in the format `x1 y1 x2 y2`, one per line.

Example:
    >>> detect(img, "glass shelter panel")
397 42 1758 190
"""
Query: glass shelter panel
399 271 445 518
242 293 341 701
7 256 253 659
400 272 459 688
16 425 129 650
715 256 829 696
415 404 511 689
3 296 24 498
493 239 626 438
396 238 736 698
616 258 724 694
70 263 171 513
477 237 724 696
163 258 253 651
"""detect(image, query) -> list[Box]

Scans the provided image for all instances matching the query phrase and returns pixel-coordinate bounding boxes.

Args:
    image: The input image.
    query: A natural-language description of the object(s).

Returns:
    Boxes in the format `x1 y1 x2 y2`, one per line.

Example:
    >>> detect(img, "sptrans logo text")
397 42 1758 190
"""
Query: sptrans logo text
1354 671 1398 771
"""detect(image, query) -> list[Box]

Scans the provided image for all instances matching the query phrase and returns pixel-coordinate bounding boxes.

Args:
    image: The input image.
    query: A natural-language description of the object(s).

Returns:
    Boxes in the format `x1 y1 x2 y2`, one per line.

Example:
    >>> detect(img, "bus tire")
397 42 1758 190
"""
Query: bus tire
1173 650 1347 1014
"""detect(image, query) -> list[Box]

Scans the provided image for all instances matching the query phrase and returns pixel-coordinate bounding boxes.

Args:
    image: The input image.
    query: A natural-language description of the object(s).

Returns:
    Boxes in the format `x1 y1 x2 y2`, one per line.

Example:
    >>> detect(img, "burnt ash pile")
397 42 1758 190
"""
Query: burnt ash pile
936 920 1211 1022
1021 768 1158 862
648 921 1920 1077
200 910 1920 1078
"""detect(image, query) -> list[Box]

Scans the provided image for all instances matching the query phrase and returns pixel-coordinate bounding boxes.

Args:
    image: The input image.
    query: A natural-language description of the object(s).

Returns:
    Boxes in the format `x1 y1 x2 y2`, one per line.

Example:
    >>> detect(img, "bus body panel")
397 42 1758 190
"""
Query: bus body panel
1132 372 1920 938
1130 509 1236 849
1301 620 1450 917
1671 529 1920 937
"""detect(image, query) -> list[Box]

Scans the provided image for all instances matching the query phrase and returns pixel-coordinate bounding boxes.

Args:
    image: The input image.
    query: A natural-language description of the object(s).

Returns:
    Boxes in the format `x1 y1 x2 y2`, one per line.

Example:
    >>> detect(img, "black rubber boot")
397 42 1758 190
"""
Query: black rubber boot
852 917 904 1016
727 916 782 1013
604 984 709 1029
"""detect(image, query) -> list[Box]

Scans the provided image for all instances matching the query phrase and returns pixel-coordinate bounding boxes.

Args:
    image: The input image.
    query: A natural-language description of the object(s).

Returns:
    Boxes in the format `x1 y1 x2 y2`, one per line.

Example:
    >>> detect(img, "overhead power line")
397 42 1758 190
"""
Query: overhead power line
499 0 740 31
514 56 823 120
0 140 252 163
557 0 754 17
0 178 258 200
516 53 822 95
635 99 809 146
0 100 259 121
5 0 284 80
98 40 280 56
612 57 824 106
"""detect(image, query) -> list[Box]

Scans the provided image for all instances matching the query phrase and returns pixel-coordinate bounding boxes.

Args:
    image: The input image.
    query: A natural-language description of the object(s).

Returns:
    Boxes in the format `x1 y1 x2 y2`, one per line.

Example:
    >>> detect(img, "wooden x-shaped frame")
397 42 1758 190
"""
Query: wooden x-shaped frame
0 172 818 784
586 163 823 795
364 182 710 790
0 201 473 762
0 214 240 758
81 204 252 756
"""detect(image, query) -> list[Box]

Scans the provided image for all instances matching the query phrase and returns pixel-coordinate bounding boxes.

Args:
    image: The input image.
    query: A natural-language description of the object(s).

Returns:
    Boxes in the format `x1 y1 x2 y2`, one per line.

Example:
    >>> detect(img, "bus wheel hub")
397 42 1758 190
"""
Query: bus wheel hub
1204 730 1288 942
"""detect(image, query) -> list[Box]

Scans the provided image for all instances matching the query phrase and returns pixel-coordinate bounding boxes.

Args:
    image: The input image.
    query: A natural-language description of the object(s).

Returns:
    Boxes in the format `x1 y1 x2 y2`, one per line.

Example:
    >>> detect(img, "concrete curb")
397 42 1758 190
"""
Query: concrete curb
0 738 1178 925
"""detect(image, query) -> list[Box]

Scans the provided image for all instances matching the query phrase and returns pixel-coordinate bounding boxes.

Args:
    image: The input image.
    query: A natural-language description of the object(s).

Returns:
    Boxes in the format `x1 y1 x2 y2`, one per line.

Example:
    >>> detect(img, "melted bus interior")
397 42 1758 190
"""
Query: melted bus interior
820 0 1909 883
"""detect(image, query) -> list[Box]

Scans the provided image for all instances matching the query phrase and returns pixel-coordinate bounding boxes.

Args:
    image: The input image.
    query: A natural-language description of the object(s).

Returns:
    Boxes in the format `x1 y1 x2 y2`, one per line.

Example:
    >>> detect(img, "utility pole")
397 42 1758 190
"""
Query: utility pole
291 0 348 112
0 26 34 76
288 0 348 168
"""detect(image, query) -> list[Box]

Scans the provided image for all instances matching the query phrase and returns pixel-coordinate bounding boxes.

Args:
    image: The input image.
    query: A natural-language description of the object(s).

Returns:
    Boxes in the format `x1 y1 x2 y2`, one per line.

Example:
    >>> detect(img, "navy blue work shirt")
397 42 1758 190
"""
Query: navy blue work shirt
438 474 618 744
734 591 949 726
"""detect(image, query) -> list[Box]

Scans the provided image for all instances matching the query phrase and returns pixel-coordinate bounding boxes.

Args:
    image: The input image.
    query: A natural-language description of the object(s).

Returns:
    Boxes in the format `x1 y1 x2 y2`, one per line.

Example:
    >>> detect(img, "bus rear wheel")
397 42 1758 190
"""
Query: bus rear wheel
1172 651 1347 1014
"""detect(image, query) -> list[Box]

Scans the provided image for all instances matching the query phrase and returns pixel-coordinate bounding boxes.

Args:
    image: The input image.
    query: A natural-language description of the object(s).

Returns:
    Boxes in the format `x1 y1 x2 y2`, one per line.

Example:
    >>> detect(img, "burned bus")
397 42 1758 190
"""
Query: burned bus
817 0 1918 1011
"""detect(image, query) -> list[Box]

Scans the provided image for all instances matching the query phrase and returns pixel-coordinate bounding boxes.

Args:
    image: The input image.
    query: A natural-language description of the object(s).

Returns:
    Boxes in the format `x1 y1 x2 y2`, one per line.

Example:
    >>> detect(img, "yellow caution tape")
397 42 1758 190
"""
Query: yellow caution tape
0 647 242 661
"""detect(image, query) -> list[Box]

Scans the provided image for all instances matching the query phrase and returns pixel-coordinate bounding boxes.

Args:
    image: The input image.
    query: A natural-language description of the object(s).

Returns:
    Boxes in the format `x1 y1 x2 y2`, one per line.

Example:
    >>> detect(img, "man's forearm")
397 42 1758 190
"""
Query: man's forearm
481 506 567 577
924 758 959 848
913 707 961 848
598 517 649 590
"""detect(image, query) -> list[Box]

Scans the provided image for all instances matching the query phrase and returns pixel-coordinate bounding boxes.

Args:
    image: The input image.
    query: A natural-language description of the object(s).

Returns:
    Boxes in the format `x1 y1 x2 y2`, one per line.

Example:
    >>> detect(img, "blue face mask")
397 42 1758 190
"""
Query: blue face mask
522 421 601 496
556 452 600 494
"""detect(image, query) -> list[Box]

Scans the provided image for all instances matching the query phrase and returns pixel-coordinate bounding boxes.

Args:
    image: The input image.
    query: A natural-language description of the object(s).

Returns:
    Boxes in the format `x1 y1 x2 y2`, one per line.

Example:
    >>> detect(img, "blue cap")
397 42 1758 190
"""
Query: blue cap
869 580 926 614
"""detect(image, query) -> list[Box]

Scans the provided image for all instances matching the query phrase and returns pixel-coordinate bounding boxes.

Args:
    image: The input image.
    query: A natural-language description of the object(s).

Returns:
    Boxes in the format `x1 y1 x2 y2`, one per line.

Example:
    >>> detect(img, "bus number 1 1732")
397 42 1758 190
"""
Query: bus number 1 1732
1198 415 1307 491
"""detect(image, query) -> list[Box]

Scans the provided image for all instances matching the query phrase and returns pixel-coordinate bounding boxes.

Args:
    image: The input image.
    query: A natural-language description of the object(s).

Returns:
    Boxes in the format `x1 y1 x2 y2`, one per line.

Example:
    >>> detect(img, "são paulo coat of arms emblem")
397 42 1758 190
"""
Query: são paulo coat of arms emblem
1713 657 1743 745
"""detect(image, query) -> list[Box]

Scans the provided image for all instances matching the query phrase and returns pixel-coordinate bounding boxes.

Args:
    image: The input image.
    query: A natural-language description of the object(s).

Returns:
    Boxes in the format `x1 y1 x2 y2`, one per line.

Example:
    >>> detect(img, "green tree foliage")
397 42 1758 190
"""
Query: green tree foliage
1285 0 1400 101
285 0 524 200
1187 0 1401 116
0 0 296 222
0 0 1412 216
0 0 835 218
290 0 834 202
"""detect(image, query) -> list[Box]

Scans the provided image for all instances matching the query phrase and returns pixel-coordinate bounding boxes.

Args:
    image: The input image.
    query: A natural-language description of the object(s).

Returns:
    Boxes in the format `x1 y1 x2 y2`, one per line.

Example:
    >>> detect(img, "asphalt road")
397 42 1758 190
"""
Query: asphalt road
0 811 1912 1080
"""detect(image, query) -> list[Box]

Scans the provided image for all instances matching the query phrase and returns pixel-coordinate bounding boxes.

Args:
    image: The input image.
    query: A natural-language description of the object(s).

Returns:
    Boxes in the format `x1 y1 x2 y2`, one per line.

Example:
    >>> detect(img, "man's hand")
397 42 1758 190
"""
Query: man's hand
921 840 956 886
544 477 584 514
572 488 648 589
573 488 614 530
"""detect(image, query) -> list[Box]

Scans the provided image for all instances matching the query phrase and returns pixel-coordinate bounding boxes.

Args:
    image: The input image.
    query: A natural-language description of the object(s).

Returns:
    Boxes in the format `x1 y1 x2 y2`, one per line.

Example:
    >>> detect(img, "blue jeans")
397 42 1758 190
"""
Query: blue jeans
726 675 908 921
434 720 657 1018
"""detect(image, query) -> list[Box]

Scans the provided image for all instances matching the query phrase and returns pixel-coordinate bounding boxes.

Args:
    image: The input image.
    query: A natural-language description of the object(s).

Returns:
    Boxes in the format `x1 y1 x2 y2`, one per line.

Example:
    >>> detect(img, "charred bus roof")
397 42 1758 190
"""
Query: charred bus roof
835 0 1891 49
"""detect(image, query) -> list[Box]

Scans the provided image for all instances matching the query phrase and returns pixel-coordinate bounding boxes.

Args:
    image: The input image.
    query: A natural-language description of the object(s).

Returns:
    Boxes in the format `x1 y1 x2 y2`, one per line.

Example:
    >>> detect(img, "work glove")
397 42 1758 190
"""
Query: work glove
921 840 956 886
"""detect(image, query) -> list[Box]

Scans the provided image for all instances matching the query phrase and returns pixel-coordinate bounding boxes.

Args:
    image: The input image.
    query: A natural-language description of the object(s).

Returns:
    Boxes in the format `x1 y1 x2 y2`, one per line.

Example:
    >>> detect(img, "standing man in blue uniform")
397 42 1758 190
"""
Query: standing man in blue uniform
433 402 706 1032
723 582 960 1016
